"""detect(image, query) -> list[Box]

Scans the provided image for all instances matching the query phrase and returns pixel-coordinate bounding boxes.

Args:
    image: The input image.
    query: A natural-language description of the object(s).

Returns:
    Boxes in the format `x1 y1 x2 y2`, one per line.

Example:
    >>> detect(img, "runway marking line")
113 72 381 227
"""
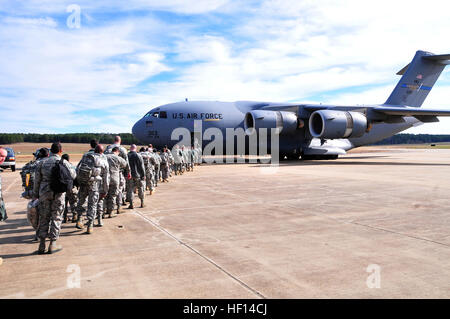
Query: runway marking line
132 210 266 299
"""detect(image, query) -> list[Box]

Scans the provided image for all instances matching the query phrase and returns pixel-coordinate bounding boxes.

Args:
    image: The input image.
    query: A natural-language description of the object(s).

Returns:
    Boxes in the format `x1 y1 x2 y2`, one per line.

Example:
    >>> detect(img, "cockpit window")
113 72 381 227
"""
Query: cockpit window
144 107 160 118
159 111 167 118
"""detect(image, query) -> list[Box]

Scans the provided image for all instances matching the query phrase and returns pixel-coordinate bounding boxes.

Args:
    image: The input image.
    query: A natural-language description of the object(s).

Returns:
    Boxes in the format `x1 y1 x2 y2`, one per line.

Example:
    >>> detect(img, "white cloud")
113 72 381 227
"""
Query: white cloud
0 0 449 134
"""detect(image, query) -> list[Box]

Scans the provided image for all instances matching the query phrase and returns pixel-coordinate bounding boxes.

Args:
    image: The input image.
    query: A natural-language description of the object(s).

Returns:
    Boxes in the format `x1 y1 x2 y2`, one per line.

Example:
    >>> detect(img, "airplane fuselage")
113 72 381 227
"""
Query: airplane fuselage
132 100 419 157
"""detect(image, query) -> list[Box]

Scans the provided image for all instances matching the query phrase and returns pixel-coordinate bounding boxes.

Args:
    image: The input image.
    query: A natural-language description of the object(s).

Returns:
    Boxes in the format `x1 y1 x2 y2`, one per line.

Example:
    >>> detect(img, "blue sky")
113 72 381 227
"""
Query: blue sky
0 0 449 134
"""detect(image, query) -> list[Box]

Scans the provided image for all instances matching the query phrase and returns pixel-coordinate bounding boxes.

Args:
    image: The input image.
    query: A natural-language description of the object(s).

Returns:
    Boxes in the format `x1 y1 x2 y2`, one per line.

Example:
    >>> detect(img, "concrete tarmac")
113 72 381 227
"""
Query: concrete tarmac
1 147 450 298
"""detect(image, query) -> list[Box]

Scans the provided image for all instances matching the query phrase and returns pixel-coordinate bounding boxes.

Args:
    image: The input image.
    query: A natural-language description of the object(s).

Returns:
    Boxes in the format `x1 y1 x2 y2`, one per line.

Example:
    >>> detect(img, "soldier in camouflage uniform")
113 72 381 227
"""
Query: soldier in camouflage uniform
168 148 174 176
172 145 183 175
187 146 194 171
105 136 130 205
20 148 49 199
105 147 129 218
20 148 49 240
77 144 109 234
181 145 188 172
152 149 161 186
192 147 199 168
74 139 98 229
195 144 203 165
33 143 76 254
140 147 156 195
127 144 146 208
62 154 78 223
160 147 170 182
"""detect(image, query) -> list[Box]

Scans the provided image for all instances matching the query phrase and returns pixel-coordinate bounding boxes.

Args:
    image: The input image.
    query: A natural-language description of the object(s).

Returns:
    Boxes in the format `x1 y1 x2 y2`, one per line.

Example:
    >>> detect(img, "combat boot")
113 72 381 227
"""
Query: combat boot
86 222 94 234
48 240 63 254
128 203 134 209
62 208 68 223
140 199 145 208
97 214 103 227
116 206 122 215
76 218 84 230
38 238 46 255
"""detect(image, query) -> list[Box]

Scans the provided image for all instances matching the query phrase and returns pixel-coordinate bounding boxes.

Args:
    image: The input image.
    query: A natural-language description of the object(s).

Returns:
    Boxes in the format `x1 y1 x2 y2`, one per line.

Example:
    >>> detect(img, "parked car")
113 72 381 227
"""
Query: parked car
0 147 16 171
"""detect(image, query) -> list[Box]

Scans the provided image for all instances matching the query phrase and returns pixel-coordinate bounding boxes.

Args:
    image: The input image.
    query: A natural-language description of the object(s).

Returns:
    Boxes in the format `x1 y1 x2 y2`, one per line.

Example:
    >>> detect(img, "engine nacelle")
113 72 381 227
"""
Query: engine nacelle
309 110 367 139
244 110 298 135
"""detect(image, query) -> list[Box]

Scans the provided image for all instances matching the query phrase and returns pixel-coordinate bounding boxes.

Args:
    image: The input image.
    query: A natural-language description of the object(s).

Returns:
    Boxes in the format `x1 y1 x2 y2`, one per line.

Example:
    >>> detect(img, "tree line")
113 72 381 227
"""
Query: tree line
372 134 450 145
0 133 141 145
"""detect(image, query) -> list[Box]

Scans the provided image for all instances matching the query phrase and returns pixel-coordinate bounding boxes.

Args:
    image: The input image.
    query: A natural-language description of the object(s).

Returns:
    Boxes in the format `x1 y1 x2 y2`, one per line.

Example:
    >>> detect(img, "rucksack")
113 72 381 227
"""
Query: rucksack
104 145 114 155
50 160 73 194
20 160 37 199
77 153 95 184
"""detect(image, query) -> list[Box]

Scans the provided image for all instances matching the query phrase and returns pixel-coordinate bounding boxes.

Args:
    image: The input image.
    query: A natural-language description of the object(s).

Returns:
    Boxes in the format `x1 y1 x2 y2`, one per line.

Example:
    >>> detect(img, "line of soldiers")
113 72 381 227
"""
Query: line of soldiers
23 136 202 255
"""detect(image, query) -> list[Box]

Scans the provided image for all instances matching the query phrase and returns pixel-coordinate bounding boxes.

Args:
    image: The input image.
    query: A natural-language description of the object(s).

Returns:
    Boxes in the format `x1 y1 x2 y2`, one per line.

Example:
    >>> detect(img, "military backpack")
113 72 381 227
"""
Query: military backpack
77 153 96 184
50 159 74 194
20 160 38 199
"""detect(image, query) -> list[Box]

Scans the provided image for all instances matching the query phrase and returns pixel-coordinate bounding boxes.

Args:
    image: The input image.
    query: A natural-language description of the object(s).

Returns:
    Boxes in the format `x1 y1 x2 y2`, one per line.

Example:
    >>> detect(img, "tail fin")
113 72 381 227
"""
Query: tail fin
385 50 450 107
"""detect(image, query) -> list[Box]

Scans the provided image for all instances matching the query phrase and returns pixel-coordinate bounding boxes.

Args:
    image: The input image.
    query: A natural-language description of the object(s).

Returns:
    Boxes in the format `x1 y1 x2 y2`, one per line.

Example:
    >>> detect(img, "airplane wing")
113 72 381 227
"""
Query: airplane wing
372 106 450 116
263 103 450 121
262 103 366 112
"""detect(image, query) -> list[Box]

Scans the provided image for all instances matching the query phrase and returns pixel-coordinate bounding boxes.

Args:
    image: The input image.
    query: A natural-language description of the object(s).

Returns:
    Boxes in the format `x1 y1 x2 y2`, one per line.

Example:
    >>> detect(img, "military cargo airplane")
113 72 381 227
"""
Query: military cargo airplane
132 50 450 159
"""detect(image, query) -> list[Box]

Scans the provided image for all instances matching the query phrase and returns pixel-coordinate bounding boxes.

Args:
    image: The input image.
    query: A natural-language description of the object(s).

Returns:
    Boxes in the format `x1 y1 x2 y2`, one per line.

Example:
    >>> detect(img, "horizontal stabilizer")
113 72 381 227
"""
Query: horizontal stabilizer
396 63 410 75
396 53 450 75
423 54 450 61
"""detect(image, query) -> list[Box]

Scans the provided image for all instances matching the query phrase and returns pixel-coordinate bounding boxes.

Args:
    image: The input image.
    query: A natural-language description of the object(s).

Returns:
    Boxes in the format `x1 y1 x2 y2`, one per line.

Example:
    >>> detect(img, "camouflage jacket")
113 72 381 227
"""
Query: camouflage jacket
106 153 128 182
105 144 130 172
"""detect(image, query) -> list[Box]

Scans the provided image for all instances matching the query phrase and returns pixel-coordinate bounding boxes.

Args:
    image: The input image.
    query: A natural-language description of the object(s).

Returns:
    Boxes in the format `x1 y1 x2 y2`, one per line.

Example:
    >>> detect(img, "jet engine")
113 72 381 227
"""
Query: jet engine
308 110 368 139
244 110 298 135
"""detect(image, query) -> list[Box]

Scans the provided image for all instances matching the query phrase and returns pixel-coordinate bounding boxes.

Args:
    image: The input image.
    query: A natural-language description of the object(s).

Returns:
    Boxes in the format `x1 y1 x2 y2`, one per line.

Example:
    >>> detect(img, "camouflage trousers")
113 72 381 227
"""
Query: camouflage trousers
174 163 182 175
76 182 103 223
146 170 155 191
106 180 120 212
64 188 78 219
127 177 145 204
38 194 65 240
117 173 125 206
155 165 160 184
161 164 170 180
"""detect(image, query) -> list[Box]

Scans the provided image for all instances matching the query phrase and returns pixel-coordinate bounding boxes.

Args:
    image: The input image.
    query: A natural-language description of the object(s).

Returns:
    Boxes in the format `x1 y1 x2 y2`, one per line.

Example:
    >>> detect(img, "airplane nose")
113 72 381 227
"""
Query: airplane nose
132 118 146 143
